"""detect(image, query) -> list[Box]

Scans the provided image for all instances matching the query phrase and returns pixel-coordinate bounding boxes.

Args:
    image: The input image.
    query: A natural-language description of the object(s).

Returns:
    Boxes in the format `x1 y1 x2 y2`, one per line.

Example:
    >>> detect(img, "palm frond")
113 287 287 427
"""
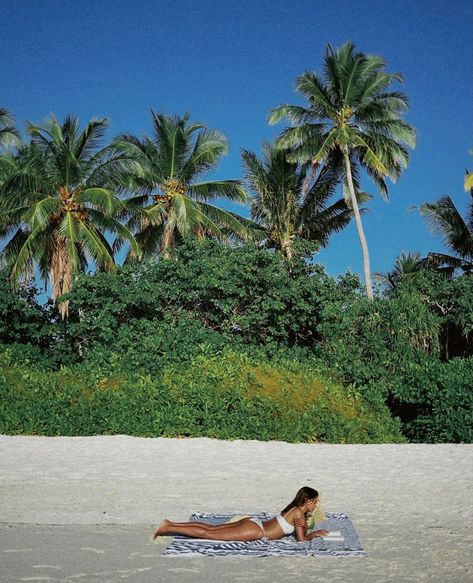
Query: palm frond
419 196 472 260
180 128 228 182
189 180 247 203
0 108 21 149
86 208 141 260
300 198 353 247
197 201 264 242
296 71 337 117
8 223 45 286
77 221 115 270
76 187 123 215
74 117 108 160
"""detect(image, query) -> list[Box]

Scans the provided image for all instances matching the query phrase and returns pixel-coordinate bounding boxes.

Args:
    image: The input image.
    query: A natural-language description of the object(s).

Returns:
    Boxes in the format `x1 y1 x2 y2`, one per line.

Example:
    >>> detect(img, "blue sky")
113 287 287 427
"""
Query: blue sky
2 0 472 279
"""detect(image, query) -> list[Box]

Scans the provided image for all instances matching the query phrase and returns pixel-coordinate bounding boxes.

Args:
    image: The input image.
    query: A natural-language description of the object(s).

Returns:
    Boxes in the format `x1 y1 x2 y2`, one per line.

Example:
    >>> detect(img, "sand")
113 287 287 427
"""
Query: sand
1 435 472 582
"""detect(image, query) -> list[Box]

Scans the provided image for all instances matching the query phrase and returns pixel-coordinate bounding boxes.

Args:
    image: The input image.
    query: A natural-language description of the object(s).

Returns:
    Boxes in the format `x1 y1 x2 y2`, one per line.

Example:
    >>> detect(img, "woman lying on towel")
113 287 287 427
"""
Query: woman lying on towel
151 486 329 542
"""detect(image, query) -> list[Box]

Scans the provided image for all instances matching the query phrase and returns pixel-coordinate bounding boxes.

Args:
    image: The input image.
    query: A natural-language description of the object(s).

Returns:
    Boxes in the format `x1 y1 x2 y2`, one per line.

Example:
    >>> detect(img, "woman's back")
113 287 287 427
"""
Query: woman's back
262 507 303 540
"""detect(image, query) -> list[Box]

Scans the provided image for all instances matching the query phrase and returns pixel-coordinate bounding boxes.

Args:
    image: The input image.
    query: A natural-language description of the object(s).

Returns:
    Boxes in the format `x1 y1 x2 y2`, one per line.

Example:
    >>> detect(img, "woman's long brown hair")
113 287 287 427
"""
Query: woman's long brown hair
281 486 318 515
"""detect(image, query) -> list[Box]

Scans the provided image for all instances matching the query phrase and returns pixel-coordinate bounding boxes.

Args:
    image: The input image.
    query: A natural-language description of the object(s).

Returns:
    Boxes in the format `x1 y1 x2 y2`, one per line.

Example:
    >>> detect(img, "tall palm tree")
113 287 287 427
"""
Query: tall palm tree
113 112 257 259
242 143 354 259
0 108 21 150
0 115 140 317
269 42 417 299
419 187 473 275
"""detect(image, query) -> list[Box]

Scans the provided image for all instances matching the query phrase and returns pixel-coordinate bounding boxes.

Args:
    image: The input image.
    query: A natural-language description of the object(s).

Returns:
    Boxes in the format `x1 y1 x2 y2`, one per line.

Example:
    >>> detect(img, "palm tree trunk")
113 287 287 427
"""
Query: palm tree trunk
343 150 373 300
51 235 71 318
161 220 175 259
282 237 293 260
300 161 318 203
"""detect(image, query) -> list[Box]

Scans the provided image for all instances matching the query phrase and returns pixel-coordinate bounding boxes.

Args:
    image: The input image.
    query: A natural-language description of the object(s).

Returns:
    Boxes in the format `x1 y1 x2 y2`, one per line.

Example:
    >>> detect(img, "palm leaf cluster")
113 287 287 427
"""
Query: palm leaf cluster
376 182 473 289
375 252 429 290
0 108 21 150
113 111 257 259
0 116 140 316
419 187 473 276
242 143 352 259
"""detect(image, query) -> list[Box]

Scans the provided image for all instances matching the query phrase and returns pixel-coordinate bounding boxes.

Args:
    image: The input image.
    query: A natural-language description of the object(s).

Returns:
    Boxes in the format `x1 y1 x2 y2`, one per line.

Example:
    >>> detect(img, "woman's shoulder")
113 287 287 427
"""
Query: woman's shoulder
284 507 304 520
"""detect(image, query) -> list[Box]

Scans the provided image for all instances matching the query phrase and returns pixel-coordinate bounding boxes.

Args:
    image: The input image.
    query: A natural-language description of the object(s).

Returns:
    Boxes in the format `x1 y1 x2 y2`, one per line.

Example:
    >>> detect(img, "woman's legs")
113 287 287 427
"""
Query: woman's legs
162 517 249 530
151 518 263 541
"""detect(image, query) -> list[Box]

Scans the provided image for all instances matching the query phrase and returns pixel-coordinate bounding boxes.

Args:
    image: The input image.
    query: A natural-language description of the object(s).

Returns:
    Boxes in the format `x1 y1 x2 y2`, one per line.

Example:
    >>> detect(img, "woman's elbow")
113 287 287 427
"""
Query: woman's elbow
296 533 311 542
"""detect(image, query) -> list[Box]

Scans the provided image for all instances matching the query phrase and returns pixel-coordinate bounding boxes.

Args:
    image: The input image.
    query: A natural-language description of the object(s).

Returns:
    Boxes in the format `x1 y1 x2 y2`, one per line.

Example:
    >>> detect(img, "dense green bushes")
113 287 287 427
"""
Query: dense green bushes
62 240 342 351
313 277 473 442
0 348 403 442
0 239 472 443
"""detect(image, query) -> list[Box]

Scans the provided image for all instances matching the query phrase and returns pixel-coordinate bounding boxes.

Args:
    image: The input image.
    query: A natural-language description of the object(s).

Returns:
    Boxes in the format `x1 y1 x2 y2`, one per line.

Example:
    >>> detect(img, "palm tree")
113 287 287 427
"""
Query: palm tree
0 108 21 150
242 143 354 260
374 251 429 290
113 112 257 259
419 187 473 275
269 42 416 299
0 115 140 317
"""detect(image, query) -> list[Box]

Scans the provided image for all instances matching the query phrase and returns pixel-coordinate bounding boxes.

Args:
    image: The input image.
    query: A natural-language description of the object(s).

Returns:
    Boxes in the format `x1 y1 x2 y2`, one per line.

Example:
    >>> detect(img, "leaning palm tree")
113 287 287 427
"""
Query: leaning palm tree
0 115 140 317
0 108 21 150
418 187 473 275
113 112 257 259
269 42 417 299
242 143 354 259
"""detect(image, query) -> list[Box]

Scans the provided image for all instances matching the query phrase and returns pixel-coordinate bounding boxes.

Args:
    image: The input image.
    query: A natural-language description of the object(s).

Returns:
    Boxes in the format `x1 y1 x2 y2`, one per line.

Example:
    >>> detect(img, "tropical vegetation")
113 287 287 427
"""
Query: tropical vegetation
0 108 20 150
374 251 428 290
242 143 353 259
418 184 473 275
0 41 471 444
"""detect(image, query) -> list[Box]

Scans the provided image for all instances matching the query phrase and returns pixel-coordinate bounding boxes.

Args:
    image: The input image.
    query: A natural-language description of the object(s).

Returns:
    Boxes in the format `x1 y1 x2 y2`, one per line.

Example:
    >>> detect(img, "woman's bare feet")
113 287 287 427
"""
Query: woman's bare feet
150 519 170 540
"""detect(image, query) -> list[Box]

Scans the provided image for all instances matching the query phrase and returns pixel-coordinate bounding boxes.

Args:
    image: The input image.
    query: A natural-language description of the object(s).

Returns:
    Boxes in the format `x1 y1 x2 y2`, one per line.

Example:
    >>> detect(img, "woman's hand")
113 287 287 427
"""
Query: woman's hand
294 517 307 528
311 529 329 538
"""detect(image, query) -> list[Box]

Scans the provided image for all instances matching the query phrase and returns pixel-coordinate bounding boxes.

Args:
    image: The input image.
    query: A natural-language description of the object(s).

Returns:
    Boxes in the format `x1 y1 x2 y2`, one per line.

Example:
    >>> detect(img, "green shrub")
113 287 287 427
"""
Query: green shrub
83 314 235 376
389 356 473 443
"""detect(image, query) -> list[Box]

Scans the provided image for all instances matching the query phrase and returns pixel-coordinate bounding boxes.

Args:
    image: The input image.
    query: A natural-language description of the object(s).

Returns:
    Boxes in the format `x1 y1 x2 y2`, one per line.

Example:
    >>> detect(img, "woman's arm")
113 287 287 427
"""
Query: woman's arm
294 512 329 541
293 510 311 542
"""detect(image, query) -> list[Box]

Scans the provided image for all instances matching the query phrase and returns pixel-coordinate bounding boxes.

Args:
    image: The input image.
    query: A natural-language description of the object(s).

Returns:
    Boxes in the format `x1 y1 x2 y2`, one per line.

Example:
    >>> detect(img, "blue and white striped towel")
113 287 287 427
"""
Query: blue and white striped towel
163 511 367 557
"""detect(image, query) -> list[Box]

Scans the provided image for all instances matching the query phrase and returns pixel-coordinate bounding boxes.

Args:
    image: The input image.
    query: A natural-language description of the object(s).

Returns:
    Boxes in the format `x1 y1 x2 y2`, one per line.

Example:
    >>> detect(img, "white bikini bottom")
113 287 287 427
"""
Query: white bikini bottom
248 517 266 537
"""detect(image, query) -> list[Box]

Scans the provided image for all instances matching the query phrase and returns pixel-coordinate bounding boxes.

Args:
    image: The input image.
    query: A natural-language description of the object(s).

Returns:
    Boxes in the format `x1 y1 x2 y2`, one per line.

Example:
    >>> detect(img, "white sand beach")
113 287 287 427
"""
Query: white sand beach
1 436 472 582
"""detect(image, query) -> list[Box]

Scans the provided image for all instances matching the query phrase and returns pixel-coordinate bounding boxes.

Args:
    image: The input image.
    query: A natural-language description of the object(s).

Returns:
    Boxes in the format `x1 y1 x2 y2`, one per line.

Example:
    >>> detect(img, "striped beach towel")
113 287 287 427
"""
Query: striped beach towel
163 511 367 557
